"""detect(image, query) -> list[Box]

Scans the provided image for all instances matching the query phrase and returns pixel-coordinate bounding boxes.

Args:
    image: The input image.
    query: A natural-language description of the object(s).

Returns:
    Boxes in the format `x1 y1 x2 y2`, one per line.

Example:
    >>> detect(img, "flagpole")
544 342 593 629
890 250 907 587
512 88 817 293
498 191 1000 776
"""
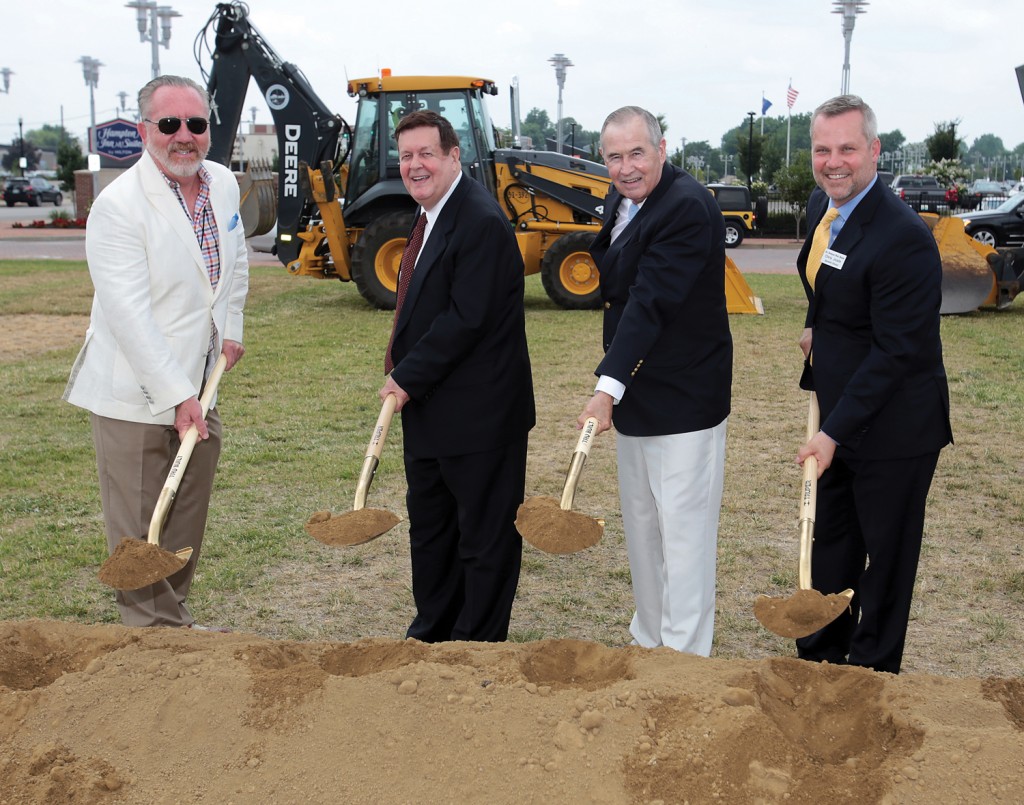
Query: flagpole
760 91 765 136
785 78 792 167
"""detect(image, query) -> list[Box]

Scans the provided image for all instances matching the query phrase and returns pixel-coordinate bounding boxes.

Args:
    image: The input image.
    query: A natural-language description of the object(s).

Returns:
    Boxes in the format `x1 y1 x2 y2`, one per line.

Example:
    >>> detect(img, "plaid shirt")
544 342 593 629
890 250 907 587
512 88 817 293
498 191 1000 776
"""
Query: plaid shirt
161 165 221 290
162 166 221 352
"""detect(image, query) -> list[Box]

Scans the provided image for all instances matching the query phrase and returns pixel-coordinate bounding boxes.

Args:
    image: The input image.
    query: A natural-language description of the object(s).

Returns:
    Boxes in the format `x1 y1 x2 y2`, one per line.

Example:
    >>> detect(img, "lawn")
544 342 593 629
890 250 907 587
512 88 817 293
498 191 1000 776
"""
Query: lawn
1 259 1020 677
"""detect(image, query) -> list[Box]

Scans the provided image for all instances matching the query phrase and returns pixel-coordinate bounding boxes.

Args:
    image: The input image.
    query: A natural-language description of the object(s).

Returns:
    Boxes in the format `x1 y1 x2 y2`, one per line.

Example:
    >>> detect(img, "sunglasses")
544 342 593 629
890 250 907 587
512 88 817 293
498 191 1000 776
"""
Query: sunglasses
144 116 209 135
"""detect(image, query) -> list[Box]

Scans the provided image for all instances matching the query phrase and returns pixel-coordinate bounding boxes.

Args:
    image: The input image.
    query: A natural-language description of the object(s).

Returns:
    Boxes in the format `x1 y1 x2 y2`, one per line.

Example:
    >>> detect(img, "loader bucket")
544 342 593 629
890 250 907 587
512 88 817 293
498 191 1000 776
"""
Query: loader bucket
725 257 764 315
237 158 278 237
921 214 996 315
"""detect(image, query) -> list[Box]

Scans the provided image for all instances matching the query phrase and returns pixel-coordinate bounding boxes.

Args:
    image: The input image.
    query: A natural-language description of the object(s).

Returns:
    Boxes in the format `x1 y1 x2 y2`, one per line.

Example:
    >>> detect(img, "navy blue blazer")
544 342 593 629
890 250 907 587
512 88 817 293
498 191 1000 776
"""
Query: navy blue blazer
591 163 732 437
390 175 535 458
798 180 952 459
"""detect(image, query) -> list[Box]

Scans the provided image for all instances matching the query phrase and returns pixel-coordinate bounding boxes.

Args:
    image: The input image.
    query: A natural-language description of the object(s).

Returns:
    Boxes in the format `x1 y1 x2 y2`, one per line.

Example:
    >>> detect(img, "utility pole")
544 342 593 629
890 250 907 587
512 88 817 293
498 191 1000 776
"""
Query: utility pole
0 67 13 94
18 117 25 176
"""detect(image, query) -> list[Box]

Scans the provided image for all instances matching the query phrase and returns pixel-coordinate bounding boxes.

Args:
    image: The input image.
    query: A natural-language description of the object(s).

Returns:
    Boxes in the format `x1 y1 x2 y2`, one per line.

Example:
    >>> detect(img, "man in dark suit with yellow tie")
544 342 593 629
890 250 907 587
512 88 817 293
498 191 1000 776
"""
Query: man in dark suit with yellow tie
796 95 953 673
379 110 535 643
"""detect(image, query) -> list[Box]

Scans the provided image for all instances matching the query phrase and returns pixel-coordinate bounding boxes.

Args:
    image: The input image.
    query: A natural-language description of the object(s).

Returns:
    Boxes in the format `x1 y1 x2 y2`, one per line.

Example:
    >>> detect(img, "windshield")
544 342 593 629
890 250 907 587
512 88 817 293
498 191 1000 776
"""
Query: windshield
993 193 1024 213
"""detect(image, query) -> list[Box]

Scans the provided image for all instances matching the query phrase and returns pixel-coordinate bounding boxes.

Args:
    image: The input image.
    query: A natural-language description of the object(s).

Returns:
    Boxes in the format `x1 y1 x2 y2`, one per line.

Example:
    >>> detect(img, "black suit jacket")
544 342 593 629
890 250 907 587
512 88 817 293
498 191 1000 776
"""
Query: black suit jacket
798 180 952 459
591 163 732 437
390 175 535 458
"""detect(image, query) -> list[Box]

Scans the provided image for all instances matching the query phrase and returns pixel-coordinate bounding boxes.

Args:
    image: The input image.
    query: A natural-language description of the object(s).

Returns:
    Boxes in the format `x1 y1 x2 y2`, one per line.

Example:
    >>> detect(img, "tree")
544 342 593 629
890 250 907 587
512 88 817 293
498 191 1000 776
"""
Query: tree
1 136 41 174
773 150 817 239
520 108 554 150
26 124 76 150
56 140 87 192
967 133 1006 160
878 129 905 154
736 131 763 184
925 120 964 163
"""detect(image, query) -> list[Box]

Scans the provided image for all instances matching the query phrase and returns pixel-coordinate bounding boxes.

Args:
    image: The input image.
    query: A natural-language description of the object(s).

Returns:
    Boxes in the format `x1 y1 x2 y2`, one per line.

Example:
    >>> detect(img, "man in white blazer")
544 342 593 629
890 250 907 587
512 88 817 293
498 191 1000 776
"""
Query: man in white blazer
64 75 248 628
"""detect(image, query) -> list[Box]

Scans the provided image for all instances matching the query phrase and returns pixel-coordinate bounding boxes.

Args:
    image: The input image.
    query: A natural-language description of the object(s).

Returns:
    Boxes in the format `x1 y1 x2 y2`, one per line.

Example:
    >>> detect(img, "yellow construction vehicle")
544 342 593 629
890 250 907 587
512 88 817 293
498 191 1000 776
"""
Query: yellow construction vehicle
197 2 762 314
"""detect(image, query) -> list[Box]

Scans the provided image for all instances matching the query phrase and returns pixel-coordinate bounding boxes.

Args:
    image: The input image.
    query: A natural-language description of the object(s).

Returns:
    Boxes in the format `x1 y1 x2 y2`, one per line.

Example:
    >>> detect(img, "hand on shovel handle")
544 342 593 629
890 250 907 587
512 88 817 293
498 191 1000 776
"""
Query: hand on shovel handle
354 394 397 511
148 353 228 549
560 416 599 511
797 395 820 590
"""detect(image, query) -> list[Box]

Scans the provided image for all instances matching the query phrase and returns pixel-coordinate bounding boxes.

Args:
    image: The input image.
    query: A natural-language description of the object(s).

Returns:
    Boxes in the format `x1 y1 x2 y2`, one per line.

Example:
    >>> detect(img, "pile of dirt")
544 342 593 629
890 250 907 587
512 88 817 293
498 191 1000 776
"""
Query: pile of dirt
1 619 1021 804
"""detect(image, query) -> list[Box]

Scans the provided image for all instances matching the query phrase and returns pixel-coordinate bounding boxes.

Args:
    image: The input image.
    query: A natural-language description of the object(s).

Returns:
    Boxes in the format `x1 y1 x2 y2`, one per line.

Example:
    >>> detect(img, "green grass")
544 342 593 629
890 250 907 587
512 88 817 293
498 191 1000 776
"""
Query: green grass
2 260 1022 678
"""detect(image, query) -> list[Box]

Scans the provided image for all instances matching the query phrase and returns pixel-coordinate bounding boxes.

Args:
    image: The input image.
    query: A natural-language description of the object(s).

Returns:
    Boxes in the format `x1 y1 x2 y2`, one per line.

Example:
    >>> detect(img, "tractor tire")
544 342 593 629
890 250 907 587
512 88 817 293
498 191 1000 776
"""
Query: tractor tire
723 219 744 248
350 211 414 310
540 232 602 310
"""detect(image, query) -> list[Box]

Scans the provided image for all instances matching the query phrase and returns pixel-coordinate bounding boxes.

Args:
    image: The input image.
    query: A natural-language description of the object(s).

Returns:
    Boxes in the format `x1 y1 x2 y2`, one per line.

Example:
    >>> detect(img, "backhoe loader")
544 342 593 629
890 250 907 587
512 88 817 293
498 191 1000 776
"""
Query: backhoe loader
196 1 763 314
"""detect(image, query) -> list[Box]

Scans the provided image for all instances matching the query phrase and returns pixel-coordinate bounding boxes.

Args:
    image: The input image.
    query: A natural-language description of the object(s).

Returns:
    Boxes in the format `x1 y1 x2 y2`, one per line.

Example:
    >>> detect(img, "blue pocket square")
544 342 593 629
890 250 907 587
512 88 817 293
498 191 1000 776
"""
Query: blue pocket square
229 212 240 231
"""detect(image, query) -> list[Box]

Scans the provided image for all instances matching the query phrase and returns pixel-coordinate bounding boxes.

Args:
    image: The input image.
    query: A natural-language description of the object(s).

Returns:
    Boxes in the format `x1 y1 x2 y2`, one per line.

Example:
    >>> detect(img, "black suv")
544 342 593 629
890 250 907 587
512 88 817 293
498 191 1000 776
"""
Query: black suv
707 184 755 247
3 177 63 207
954 193 1024 248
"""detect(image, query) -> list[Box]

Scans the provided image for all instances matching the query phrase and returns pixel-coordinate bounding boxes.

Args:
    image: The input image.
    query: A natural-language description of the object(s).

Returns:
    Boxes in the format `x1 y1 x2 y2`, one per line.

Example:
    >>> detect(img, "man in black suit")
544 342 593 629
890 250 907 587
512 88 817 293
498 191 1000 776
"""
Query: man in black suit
796 95 953 674
578 106 732 656
379 110 535 643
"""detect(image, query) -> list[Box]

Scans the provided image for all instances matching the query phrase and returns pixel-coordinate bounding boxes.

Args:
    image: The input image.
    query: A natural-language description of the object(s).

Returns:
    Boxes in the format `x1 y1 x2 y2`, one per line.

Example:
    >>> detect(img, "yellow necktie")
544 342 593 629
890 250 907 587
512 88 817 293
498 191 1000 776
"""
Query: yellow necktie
806 207 841 291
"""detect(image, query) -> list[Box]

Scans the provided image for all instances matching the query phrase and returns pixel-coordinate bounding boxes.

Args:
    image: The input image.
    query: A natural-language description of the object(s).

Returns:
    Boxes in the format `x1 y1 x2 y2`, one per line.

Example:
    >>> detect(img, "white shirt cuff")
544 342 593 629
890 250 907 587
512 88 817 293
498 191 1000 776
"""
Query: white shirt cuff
595 375 625 404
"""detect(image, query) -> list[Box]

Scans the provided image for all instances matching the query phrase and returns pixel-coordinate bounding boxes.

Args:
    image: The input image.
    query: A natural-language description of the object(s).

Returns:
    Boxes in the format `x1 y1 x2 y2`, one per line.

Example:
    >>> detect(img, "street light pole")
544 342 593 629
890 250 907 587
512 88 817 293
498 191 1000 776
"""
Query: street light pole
126 1 181 80
0 67 13 94
18 117 25 176
833 0 869 94
79 56 103 144
548 53 573 154
746 111 755 190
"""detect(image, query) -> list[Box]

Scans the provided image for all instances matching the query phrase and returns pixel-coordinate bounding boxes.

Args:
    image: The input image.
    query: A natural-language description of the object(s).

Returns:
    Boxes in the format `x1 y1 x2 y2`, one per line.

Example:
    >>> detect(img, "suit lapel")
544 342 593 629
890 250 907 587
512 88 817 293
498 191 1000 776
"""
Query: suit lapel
138 152 210 283
815 181 882 292
394 175 468 333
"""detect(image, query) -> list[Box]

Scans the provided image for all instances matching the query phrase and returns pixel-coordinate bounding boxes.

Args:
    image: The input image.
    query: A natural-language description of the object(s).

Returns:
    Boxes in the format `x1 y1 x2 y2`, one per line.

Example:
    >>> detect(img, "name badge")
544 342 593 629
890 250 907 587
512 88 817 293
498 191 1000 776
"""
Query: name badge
821 249 846 269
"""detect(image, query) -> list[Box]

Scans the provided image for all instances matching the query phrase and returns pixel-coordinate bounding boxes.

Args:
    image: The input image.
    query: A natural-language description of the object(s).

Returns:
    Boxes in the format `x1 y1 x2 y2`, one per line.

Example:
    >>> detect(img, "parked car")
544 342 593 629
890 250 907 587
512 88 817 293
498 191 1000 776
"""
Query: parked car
954 192 1024 248
706 183 755 248
889 175 952 212
3 177 63 207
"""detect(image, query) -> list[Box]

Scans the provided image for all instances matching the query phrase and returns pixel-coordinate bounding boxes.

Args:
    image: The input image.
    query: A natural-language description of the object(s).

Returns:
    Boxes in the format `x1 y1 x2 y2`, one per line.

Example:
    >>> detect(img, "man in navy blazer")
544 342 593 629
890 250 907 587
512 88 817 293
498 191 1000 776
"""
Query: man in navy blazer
379 110 534 643
578 106 732 656
796 95 952 673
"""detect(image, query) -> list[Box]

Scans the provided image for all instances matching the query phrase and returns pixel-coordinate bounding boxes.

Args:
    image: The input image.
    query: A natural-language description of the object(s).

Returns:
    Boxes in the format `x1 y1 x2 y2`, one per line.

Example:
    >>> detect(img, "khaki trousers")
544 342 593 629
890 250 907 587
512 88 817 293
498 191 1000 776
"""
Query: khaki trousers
91 409 221 627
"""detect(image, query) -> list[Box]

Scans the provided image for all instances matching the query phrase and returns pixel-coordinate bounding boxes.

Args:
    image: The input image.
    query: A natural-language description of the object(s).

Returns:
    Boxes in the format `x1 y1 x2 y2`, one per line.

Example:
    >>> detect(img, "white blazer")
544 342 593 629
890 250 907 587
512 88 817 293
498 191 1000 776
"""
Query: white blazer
64 150 249 425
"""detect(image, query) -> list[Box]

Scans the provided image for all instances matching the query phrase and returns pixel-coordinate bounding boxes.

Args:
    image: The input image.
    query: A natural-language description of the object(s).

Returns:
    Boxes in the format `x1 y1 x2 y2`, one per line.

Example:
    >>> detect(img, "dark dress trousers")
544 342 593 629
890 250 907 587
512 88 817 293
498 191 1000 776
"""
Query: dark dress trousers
796 180 953 673
389 175 535 643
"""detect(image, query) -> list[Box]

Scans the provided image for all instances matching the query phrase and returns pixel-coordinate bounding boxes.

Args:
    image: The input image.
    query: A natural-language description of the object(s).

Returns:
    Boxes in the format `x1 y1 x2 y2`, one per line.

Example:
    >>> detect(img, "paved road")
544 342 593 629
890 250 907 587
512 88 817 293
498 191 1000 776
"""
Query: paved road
0 220 800 274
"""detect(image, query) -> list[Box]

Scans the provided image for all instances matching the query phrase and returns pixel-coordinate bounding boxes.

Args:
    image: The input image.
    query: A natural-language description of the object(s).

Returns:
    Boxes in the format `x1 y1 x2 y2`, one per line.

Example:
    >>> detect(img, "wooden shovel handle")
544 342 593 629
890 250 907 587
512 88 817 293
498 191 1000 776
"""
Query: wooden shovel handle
559 417 599 511
797 392 819 589
147 354 228 545
353 394 397 511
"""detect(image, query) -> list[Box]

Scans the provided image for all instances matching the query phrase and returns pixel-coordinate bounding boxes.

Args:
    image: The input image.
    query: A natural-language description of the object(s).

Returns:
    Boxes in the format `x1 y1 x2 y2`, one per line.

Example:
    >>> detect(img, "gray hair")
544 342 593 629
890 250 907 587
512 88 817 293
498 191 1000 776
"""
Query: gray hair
138 75 211 120
601 106 663 149
810 94 878 143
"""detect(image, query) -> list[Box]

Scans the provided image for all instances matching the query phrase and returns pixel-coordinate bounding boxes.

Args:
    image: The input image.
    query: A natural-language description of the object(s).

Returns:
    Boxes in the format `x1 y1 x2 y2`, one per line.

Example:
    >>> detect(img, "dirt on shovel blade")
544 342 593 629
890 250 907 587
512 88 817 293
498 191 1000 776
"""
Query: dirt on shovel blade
753 588 853 639
97 537 188 590
515 496 603 554
305 508 400 546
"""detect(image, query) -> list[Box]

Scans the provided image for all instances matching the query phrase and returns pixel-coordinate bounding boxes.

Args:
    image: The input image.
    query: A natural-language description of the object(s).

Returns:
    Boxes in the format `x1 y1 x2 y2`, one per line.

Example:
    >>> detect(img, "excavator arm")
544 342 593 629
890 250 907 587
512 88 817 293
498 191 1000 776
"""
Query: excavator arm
195 1 349 266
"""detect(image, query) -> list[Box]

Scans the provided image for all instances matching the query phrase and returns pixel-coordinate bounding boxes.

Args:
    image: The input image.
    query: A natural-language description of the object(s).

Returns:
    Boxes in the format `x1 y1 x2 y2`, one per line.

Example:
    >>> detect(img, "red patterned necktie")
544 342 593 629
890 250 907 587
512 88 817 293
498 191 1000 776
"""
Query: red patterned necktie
384 213 428 374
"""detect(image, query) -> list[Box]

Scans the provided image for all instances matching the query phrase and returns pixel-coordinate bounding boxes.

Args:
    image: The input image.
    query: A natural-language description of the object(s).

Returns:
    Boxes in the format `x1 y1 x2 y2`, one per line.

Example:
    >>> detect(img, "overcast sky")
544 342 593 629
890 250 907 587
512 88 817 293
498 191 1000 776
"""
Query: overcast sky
2 0 1022 159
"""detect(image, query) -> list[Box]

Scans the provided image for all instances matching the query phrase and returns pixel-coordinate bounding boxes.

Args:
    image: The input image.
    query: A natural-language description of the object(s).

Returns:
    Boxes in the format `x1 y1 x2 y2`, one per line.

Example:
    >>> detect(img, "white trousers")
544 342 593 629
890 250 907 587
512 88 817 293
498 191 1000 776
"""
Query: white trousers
618 418 727 656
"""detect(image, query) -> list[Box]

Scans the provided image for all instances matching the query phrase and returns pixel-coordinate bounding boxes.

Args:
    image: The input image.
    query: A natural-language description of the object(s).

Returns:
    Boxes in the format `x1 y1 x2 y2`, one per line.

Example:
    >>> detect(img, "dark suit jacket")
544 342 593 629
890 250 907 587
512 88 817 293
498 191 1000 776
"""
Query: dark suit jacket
798 180 952 459
390 174 535 458
591 163 732 437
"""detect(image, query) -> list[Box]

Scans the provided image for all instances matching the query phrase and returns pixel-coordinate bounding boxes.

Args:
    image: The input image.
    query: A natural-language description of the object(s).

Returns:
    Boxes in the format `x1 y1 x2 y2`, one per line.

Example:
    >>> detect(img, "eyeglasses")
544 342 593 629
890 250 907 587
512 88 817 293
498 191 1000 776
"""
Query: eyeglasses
144 117 209 136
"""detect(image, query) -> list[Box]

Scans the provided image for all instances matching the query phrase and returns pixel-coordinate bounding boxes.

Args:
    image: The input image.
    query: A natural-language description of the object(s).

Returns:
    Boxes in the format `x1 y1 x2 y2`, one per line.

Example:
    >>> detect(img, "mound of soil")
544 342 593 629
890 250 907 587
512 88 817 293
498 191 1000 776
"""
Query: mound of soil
1 620 1021 804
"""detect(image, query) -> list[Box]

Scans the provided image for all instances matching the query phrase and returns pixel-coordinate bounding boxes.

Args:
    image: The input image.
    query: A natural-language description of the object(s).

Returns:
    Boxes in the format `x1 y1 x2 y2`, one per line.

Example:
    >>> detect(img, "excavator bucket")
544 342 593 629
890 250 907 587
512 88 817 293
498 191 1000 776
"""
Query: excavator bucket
237 158 278 237
920 214 997 315
725 256 764 315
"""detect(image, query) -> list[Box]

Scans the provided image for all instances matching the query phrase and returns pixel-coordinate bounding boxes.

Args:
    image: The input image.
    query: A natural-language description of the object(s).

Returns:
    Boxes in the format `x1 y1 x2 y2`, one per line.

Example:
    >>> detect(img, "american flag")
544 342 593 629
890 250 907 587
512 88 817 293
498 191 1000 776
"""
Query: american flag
786 84 799 109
